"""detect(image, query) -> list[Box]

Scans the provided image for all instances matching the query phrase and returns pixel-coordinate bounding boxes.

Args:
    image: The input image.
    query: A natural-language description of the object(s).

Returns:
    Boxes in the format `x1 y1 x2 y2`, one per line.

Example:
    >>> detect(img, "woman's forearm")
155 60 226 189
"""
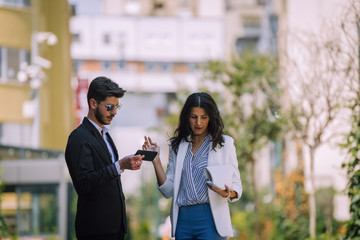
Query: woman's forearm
153 157 167 186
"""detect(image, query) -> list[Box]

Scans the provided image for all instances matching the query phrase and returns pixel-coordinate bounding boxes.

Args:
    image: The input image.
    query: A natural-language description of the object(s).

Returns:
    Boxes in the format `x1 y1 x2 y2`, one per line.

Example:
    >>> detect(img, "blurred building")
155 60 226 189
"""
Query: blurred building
0 0 351 239
0 0 73 150
0 0 73 239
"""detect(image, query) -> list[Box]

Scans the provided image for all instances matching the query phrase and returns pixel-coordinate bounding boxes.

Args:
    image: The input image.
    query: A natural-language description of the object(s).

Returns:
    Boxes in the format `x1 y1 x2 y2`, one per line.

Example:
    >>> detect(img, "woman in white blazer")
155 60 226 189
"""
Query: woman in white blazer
143 92 242 239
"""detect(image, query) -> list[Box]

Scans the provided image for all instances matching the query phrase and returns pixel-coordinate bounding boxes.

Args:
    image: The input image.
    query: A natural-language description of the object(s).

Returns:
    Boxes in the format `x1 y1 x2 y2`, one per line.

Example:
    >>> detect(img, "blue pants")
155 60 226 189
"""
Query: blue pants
175 203 226 240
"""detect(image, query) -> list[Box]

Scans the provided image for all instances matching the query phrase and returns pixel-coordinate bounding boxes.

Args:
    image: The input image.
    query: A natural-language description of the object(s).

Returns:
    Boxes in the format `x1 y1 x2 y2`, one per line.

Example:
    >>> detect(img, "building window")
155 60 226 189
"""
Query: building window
236 37 259 53
242 15 261 29
0 0 30 7
161 62 172 72
145 62 155 72
22 0 30 6
154 2 164 9
242 15 261 37
2 184 58 237
7 48 19 79
0 48 2 81
101 61 111 70
118 60 126 70
0 47 30 84
257 0 267 5
187 63 196 72
72 33 80 43
103 33 111 44
70 4 77 16
73 60 83 73
153 0 165 16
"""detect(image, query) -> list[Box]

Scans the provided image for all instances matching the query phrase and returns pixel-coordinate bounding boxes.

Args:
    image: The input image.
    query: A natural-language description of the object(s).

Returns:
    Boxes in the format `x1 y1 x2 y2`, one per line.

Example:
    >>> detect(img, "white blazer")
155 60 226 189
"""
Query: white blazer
158 135 242 237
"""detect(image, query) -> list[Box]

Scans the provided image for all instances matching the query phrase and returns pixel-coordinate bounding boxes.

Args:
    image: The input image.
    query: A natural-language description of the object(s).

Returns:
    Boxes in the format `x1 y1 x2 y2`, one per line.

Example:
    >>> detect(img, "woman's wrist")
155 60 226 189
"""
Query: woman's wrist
226 191 231 199
223 191 231 198
228 190 238 200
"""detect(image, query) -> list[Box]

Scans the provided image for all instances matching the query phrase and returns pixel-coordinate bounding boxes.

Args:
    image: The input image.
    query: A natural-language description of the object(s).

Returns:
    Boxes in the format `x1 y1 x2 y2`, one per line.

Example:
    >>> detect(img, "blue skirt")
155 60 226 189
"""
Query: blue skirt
175 203 226 240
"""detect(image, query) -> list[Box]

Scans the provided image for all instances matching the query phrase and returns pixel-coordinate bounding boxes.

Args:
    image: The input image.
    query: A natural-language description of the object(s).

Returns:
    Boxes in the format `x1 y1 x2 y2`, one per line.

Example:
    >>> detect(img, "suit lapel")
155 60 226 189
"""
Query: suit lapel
208 147 216 166
106 132 119 161
83 118 112 163
173 140 189 202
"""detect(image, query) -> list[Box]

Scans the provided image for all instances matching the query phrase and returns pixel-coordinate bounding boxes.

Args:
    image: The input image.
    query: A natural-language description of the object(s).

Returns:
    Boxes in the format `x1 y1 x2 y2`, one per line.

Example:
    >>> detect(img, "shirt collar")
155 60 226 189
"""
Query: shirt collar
87 117 109 135
188 134 211 143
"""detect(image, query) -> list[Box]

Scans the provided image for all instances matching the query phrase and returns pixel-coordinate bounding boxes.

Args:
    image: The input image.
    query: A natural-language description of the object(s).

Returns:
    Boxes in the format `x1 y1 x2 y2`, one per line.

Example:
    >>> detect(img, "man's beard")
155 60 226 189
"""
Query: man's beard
95 107 107 125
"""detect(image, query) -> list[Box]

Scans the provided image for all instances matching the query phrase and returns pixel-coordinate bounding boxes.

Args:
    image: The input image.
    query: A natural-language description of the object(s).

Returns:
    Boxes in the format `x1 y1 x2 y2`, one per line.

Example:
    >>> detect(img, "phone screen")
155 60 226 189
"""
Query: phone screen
135 150 158 161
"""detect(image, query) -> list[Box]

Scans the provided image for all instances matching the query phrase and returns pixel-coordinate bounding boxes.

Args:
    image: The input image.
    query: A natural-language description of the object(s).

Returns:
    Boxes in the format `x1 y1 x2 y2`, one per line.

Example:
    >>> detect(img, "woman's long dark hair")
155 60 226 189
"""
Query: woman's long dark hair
171 92 224 153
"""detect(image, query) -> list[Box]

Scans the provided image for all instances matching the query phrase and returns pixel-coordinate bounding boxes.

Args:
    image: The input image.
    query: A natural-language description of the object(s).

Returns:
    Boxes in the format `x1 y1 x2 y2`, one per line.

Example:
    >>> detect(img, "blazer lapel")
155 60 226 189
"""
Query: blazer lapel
106 132 119 161
208 147 216 166
83 118 112 163
173 140 189 202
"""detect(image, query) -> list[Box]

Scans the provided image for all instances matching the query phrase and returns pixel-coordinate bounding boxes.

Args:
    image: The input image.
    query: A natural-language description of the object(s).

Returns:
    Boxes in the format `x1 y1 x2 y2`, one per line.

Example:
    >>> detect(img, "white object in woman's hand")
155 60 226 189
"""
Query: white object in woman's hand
207 183 231 198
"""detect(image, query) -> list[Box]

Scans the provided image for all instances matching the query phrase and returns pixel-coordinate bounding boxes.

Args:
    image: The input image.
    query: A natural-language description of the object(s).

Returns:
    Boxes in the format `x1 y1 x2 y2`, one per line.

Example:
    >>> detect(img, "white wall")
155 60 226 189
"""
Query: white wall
0 123 32 147
71 16 224 62
197 0 224 18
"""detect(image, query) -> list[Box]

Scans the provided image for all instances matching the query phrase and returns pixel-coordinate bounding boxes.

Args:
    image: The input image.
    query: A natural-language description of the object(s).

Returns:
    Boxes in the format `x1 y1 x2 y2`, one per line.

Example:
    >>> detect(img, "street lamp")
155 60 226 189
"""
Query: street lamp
17 32 57 88
17 31 57 148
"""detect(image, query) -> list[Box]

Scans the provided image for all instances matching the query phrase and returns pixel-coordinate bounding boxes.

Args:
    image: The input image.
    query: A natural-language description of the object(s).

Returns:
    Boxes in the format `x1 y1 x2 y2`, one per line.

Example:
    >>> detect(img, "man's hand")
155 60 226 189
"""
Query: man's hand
118 154 143 170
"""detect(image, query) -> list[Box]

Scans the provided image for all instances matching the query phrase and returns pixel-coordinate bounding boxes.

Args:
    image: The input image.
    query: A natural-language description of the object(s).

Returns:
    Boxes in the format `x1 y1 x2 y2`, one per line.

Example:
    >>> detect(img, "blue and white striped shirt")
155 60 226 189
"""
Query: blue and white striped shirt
177 135 211 206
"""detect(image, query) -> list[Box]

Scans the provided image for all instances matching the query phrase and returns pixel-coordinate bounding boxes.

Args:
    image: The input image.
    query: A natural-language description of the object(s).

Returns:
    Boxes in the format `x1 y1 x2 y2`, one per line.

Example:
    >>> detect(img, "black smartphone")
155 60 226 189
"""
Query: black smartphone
135 150 158 161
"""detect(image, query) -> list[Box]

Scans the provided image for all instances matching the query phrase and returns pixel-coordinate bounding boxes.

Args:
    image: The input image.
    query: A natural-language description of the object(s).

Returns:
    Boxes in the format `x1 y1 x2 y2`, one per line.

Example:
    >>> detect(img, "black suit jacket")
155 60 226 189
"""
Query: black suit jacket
65 117 126 238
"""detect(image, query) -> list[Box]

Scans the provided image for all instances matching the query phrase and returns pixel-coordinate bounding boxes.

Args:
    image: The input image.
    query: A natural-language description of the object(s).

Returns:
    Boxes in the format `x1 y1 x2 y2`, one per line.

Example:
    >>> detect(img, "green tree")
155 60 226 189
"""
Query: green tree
281 1 359 238
202 51 285 239
340 0 360 239
282 6 360 235
272 163 310 240
284 34 346 239
0 168 8 237
342 100 360 239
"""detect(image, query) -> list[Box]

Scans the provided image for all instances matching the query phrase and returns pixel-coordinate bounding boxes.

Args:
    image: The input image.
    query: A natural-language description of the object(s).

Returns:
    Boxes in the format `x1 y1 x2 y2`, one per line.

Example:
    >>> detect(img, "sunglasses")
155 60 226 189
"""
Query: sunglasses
97 101 122 112
105 103 122 112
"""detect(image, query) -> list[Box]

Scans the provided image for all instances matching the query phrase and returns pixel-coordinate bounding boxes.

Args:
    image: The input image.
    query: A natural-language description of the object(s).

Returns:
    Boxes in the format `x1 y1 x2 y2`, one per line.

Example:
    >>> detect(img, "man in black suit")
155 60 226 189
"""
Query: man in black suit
65 76 143 240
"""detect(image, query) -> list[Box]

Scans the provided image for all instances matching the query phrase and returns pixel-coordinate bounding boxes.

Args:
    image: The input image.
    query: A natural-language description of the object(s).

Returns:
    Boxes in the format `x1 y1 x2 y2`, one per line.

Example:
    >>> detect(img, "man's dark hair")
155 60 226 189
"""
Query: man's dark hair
170 92 224 153
87 76 126 107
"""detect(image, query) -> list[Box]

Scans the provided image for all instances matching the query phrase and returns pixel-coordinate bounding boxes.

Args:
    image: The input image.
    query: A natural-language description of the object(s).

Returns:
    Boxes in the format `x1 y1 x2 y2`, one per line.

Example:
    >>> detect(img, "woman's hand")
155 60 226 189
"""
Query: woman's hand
142 136 160 160
143 136 166 186
206 184 236 200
